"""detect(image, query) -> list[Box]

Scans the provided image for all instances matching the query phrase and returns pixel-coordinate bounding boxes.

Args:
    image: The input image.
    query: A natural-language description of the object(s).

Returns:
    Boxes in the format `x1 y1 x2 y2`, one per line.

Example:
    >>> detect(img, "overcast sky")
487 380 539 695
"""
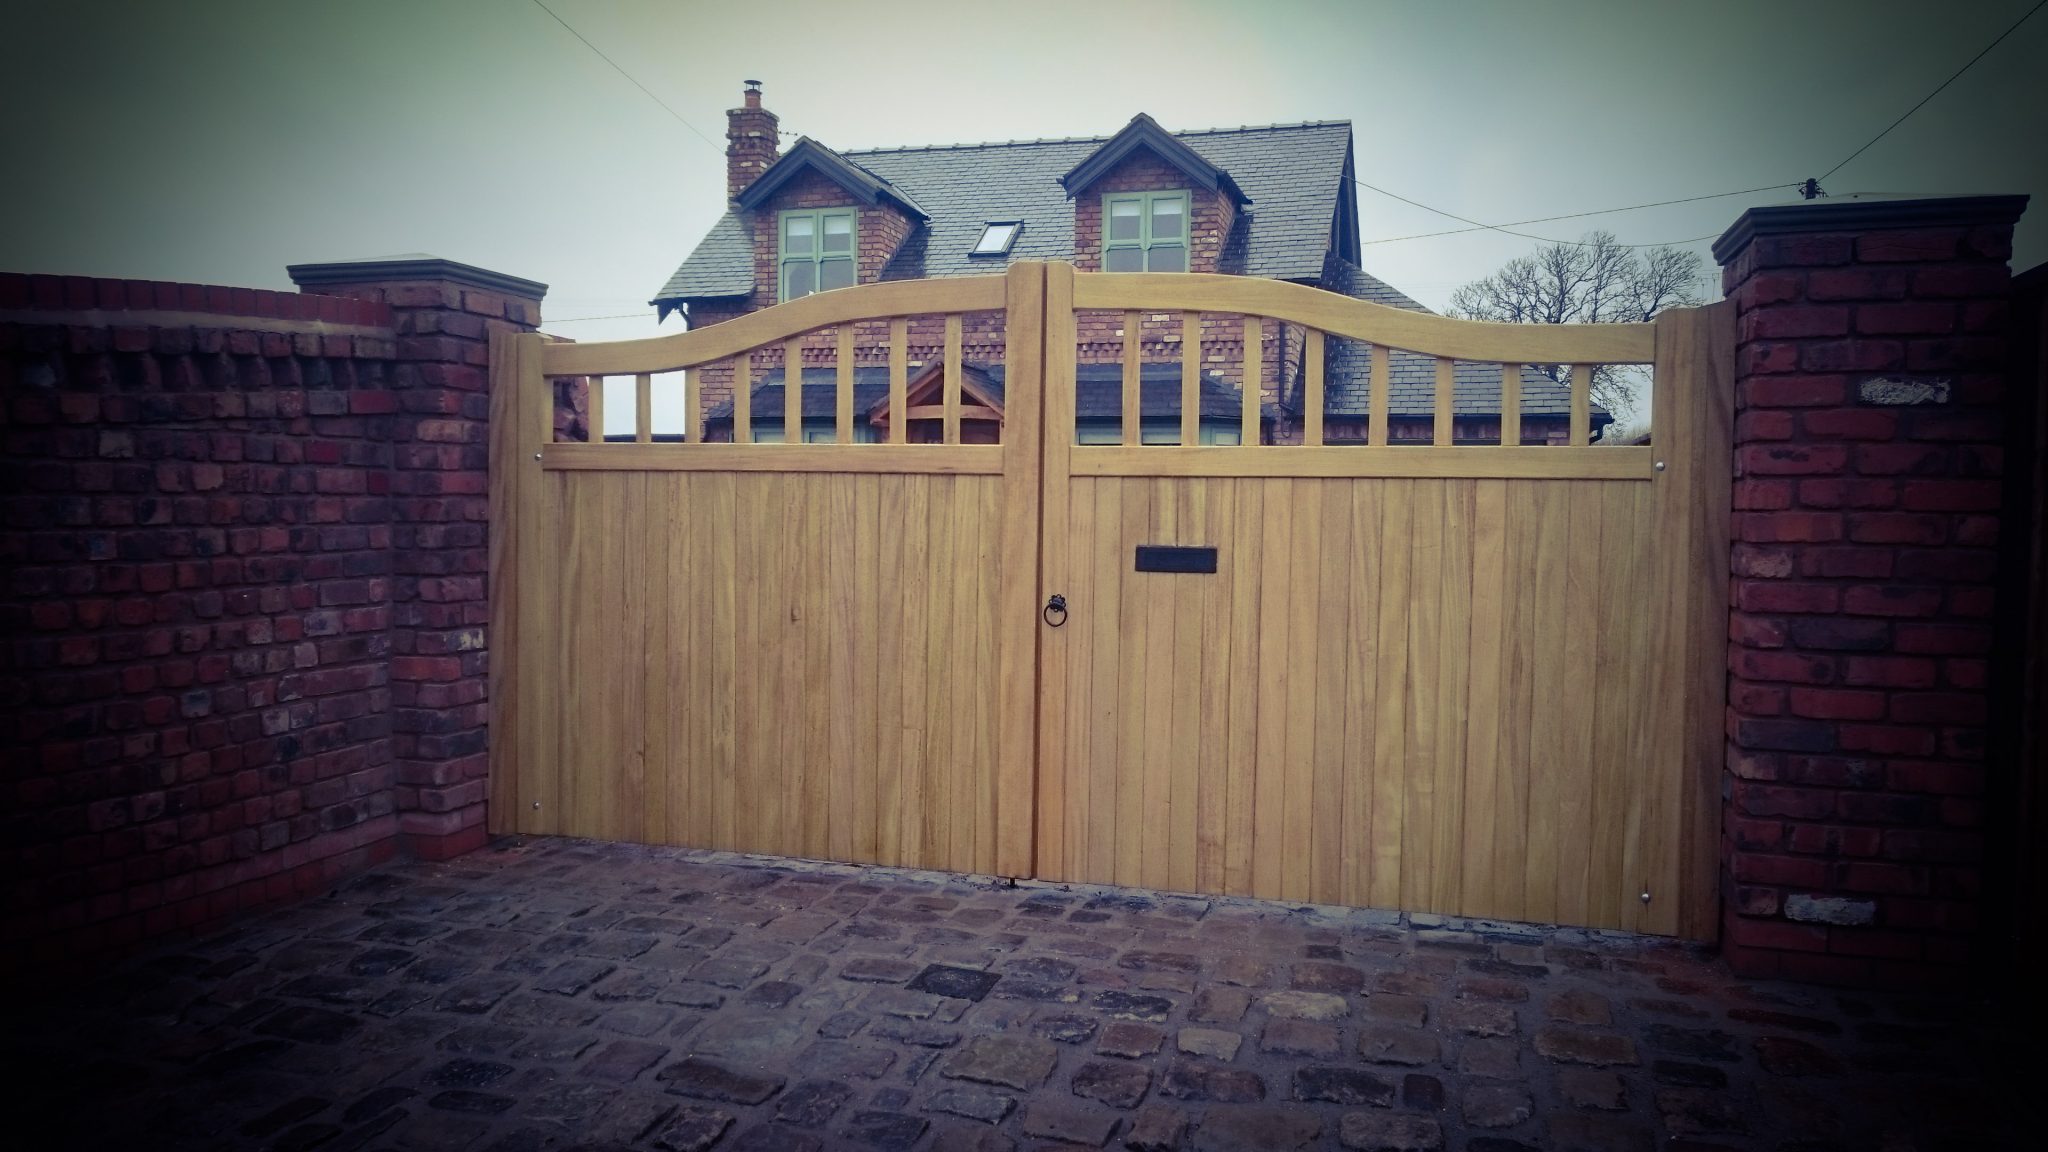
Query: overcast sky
5 0 2044 383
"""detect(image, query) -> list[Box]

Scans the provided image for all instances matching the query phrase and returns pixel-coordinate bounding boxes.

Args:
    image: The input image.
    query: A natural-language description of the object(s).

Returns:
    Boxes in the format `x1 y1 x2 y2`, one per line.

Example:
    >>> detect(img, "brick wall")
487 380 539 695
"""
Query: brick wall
1712 195 2029 985
0 258 542 966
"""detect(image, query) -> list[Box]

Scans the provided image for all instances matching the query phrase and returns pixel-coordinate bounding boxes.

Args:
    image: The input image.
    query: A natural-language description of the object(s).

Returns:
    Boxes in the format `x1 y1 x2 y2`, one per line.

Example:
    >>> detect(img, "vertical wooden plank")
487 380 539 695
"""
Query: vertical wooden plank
974 476 1000 874
1195 479 1235 893
1522 480 1570 924
1433 357 1455 446
785 338 805 446
1167 480 1204 893
733 356 752 445
1586 481 1643 927
1344 482 1383 906
1180 311 1202 447
803 476 833 861
949 477 980 871
897 475 929 865
1553 482 1604 925
1057 477 1096 882
1369 480 1412 908
1401 481 1444 910
1368 344 1391 447
1500 362 1521 446
663 474 692 845
1251 480 1292 898
1114 479 1154 887
1309 478 1351 903
1459 479 1507 917
709 474 738 850
1224 478 1261 896
1122 310 1143 446
888 319 908 445
1570 363 1592 445
1304 331 1325 447
852 473 880 862
1087 480 1123 883
620 476 650 839
1431 480 1474 914
1140 479 1176 890
943 313 964 445
875 476 905 864
1241 317 1262 446
1280 479 1322 903
587 374 605 443
1000 260 1048 879
924 476 955 869
764 473 792 853
1493 480 1539 915
836 326 855 445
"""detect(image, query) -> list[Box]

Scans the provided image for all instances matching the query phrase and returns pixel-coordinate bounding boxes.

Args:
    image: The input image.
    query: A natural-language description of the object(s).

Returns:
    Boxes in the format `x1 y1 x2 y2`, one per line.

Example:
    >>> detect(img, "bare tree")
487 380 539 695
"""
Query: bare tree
1448 231 1706 418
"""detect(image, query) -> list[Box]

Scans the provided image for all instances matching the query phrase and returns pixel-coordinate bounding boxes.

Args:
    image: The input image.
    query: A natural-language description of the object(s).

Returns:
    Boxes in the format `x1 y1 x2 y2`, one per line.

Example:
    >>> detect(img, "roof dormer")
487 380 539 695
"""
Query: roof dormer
1059 113 1250 205
734 137 929 218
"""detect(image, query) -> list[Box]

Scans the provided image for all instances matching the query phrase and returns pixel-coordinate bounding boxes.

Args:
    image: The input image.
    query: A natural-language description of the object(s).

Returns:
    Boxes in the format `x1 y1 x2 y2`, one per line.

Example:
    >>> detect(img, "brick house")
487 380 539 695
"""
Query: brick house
652 82 1613 445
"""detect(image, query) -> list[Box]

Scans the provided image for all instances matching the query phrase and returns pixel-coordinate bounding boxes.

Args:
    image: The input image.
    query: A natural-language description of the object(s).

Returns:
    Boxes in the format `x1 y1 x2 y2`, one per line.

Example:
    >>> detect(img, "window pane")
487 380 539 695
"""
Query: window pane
1075 423 1121 444
1140 421 1180 445
784 260 815 299
1201 426 1242 446
974 223 1015 253
1146 244 1185 273
818 257 854 292
1150 195 1184 239
1105 247 1143 273
1108 199 1141 241
821 214 851 252
784 214 814 254
751 424 785 443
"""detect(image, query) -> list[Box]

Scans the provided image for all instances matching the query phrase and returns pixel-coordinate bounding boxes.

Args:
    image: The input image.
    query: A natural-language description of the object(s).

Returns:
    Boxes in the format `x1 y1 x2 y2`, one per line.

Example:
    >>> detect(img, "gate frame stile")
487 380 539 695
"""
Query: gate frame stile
1033 262 1079 882
996 261 1048 879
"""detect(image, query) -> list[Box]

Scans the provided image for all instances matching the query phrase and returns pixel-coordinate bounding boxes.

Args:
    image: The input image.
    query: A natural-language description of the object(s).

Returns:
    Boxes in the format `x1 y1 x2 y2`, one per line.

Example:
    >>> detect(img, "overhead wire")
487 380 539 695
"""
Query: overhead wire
529 0 724 155
1354 181 1800 248
1819 0 2046 182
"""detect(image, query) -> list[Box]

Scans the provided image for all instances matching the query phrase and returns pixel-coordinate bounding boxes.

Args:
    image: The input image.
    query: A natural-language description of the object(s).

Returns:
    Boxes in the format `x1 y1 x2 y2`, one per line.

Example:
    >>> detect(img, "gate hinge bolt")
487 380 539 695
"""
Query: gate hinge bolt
534 452 542 461
532 801 541 810
1653 461 1666 472
1640 888 1652 904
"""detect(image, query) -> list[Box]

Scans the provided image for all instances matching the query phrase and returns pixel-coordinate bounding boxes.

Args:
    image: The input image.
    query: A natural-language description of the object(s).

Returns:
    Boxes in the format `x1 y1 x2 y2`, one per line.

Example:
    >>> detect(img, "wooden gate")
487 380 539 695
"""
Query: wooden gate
488 262 1732 938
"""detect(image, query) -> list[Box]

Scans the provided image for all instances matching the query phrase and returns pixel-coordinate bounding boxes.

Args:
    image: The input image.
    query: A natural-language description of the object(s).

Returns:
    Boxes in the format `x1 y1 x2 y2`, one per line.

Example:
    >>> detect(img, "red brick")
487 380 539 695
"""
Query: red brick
1789 688 1886 721
1854 444 1948 475
1737 511 1842 543
1799 409 1896 440
1845 513 1946 546
1805 268 1909 301
1843 585 1942 618
1739 443 1848 476
1856 228 1962 262
1843 656 1936 689
1798 547 1892 579
1855 303 1955 336
1795 478 1895 509
1737 581 1839 614
1743 375 1846 408
1888 693 1986 726
1899 480 1999 512
1838 725 1938 756
1736 410 1795 441
1734 649 1836 684
1734 479 1794 510
1799 339 1903 373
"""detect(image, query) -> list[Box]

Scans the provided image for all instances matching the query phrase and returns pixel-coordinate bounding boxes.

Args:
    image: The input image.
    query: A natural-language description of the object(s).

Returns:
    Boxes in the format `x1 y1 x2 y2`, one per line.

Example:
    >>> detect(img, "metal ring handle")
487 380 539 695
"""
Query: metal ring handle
1043 594 1067 628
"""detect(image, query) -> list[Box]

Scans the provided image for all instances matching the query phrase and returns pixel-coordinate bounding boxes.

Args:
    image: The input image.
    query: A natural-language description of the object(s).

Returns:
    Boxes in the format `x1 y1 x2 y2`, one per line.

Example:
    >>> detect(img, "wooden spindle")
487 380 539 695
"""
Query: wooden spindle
1570 363 1592 444
1242 316 1261 446
1304 329 1325 447
588 375 605 443
1122 310 1142 446
836 326 854 444
943 314 963 445
684 369 700 444
1434 357 1454 446
785 337 804 445
635 373 652 443
1499 362 1520 446
888 318 907 444
1368 343 1390 446
733 356 751 444
1180 311 1200 447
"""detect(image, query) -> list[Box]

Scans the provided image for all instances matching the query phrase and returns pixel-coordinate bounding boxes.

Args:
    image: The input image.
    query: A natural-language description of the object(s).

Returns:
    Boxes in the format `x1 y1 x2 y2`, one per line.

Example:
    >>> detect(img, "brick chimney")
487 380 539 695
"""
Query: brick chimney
727 79 779 203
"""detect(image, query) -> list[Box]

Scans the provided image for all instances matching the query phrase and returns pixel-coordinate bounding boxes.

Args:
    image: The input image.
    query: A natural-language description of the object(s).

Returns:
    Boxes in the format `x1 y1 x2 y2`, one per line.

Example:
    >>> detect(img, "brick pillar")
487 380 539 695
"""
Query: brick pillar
289 257 546 860
1712 194 2028 985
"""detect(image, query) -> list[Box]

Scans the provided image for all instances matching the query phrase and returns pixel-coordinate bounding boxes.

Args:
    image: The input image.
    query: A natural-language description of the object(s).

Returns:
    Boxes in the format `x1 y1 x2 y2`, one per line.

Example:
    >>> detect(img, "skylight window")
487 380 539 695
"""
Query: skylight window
971 222 1020 256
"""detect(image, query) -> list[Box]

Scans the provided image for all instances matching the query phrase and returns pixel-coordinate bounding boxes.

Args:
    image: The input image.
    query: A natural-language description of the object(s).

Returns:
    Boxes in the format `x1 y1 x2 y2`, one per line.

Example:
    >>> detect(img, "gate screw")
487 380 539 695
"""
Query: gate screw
534 453 542 460
1640 888 1652 904
532 801 541 810
1653 461 1666 472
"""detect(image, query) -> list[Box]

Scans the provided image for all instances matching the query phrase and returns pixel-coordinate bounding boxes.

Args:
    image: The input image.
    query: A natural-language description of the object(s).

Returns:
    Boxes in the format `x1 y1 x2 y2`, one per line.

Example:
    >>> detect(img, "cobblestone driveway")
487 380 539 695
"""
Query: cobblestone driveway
18 837 2015 1151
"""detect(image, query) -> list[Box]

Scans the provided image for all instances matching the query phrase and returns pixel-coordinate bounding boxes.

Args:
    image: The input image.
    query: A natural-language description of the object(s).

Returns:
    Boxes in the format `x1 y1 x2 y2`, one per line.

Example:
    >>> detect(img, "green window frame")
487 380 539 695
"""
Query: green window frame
1101 190 1189 273
779 208 857 301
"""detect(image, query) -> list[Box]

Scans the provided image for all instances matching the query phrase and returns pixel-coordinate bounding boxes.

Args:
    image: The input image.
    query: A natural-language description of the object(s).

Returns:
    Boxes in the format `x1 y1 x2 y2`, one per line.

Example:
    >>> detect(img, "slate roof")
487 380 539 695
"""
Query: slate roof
655 120 1354 303
705 363 1258 424
1316 260 1612 425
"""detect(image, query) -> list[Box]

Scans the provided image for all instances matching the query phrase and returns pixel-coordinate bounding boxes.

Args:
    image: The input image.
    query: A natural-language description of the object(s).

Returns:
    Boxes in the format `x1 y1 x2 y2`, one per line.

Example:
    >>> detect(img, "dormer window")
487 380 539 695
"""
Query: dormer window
1102 191 1187 272
780 208 856 300
971 222 1020 256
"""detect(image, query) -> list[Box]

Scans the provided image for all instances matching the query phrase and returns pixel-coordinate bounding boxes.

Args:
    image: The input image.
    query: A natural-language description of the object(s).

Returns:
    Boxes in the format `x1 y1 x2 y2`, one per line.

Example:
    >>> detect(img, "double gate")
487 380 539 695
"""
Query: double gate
488 262 1732 938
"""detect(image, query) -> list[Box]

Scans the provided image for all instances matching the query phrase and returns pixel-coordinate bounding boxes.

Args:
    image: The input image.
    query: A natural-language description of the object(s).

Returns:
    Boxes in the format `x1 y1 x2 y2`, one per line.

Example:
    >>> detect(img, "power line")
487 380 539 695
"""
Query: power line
547 312 656 324
1356 182 1798 248
1820 0 2046 182
529 0 724 155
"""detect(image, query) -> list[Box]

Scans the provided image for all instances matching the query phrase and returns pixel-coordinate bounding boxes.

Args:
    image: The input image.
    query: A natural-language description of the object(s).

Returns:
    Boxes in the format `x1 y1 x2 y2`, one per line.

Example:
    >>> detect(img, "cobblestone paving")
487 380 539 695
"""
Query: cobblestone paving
17 837 2017 1151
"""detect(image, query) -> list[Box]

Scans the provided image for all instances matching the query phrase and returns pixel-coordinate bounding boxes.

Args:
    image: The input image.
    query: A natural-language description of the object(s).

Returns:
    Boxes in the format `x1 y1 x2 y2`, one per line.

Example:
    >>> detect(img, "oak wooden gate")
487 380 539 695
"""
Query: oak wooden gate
489 262 1732 938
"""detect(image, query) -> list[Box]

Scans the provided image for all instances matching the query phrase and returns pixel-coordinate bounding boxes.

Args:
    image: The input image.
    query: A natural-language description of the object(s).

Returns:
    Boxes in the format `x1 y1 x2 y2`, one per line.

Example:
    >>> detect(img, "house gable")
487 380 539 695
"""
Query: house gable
742 167 921 306
1060 113 1249 205
1070 149 1239 275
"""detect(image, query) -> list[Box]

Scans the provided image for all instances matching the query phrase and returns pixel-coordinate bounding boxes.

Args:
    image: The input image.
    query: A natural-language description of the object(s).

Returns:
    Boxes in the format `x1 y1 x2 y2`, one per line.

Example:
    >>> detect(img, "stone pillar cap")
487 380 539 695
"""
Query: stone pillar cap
1712 193 2028 266
287 254 547 301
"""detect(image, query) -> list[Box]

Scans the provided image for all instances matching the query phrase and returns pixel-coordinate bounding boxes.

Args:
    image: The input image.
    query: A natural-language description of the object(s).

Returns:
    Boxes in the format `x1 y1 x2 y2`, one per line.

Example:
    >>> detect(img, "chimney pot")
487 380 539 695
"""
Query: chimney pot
744 80 762 108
